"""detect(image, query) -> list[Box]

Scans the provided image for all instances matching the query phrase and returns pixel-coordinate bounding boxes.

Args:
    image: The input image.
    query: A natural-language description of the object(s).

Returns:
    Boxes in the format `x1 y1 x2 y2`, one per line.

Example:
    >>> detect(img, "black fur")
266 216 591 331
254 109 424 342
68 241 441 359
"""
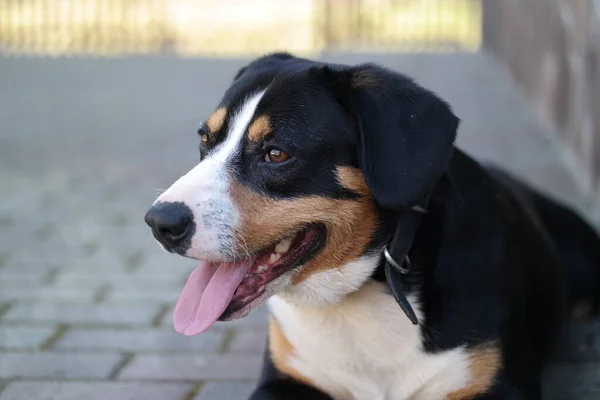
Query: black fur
319 64 459 209
197 53 600 399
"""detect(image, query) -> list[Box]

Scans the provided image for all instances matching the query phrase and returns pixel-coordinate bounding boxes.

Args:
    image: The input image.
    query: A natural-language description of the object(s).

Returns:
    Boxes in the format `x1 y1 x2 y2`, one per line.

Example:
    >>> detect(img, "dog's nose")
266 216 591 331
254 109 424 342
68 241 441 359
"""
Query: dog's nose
144 202 193 250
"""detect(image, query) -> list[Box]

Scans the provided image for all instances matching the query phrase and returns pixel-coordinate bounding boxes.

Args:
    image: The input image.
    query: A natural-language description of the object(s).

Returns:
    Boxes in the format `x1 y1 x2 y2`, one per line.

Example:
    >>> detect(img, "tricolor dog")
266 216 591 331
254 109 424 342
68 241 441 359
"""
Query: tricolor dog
144 53 600 399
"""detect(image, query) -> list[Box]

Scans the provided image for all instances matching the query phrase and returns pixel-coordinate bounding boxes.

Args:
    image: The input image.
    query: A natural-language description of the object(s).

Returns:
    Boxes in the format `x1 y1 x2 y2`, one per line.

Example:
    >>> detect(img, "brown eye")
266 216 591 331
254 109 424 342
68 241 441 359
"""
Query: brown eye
200 134 209 146
265 148 289 163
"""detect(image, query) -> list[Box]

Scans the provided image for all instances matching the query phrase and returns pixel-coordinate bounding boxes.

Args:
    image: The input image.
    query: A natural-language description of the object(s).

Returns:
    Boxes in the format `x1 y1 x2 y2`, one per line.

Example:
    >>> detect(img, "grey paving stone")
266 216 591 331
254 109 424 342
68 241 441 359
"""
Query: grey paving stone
54 328 224 352
0 327 55 349
53 275 184 289
0 263 58 274
0 271 49 282
133 251 196 274
2 303 158 326
0 353 123 379
135 264 196 277
4 248 120 269
229 328 268 353
552 319 600 362
542 363 600 398
0 276 44 289
1 255 128 274
120 354 262 380
48 277 107 292
112 278 185 290
51 272 128 282
101 298 176 307
543 390 600 400
196 382 256 400
0 288 96 301
131 269 192 281
0 381 192 400
106 289 181 303
62 251 136 272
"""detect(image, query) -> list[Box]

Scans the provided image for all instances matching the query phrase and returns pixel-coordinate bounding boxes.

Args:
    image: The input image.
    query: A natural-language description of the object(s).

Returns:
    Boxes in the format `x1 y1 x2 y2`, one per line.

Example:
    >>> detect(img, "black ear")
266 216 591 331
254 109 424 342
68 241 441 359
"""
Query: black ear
325 64 459 209
233 66 247 81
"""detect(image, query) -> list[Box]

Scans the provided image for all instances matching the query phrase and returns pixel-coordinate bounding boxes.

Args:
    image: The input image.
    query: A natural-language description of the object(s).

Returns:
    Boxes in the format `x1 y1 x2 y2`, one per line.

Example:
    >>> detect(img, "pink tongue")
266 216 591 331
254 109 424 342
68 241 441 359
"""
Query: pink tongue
173 259 253 336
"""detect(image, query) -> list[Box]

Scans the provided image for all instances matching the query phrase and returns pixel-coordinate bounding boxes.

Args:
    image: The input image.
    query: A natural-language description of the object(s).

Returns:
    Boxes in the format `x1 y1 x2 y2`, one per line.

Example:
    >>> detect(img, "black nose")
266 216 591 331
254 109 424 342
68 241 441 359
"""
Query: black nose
144 202 193 250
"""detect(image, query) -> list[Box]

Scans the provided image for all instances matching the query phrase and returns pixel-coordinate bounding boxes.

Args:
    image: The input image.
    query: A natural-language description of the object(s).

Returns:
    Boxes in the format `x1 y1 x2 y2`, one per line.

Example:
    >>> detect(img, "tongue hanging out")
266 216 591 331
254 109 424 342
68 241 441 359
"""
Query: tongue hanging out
173 259 254 336
173 228 324 336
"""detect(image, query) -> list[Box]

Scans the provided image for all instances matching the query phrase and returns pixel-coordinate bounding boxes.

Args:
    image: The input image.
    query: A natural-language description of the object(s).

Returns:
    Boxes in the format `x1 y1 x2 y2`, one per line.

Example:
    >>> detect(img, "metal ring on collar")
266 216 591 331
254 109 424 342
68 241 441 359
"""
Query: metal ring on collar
410 205 428 214
383 247 411 274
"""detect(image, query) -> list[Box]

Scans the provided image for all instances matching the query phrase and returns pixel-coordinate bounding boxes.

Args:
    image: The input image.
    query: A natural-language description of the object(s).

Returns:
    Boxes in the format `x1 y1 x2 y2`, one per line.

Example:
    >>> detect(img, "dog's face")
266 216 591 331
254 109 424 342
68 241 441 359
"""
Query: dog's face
145 53 459 336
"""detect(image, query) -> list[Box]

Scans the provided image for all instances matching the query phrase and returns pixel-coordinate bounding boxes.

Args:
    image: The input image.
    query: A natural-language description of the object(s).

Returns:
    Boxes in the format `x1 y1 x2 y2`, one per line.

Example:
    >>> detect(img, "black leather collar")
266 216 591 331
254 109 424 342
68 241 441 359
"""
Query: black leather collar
382 202 429 325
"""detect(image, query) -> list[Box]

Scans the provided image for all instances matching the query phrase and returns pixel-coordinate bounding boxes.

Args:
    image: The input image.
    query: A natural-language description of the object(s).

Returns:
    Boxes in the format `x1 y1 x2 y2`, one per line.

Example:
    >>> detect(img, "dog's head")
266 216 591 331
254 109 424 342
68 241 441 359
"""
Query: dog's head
145 53 459 335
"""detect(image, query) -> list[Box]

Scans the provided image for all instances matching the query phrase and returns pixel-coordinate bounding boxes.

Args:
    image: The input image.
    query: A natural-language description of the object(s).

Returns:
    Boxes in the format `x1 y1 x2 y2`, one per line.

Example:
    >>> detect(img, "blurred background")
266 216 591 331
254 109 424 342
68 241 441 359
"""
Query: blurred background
0 1 599 399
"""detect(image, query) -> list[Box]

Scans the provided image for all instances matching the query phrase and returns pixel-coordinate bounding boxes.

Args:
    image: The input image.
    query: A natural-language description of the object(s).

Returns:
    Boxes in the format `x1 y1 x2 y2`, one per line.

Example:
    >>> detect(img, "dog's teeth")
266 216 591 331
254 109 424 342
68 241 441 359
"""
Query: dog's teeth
275 237 293 254
269 253 281 264
256 265 268 273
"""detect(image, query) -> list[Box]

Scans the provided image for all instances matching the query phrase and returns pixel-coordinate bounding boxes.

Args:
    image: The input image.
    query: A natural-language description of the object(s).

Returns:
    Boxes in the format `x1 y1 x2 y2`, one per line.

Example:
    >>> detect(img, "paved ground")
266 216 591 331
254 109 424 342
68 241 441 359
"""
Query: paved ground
0 52 598 399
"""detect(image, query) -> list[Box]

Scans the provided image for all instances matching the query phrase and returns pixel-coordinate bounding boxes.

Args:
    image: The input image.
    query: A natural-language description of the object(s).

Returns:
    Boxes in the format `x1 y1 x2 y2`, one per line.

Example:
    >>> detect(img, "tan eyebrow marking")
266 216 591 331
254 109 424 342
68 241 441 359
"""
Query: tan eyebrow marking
206 107 227 133
248 115 272 142
336 166 370 196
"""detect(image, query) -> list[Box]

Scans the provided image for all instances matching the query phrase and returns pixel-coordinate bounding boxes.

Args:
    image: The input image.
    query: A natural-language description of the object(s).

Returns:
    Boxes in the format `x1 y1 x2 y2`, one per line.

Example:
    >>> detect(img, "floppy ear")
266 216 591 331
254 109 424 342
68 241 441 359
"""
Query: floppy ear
324 64 459 209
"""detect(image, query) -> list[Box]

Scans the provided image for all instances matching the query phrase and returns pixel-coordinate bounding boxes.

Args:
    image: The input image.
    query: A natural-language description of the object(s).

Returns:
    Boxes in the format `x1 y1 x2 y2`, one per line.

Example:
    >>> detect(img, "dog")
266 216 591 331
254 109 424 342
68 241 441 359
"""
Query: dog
144 52 600 399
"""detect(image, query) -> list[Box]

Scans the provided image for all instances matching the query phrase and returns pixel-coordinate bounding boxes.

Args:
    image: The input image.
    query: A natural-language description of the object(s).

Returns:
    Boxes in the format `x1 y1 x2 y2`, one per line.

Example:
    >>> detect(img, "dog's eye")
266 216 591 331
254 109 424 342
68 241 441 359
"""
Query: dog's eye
197 125 210 161
265 148 289 163
200 134 209 146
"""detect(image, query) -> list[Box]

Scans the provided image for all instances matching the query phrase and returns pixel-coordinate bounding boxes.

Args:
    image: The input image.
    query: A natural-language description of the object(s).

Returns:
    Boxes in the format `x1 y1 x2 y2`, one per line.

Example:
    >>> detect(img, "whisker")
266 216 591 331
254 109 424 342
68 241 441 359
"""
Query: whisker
235 231 252 261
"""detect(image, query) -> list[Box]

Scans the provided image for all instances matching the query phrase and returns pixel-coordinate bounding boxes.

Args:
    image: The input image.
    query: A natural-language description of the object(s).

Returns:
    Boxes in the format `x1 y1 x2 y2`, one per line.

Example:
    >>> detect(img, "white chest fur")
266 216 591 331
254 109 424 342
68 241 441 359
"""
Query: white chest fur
268 281 472 400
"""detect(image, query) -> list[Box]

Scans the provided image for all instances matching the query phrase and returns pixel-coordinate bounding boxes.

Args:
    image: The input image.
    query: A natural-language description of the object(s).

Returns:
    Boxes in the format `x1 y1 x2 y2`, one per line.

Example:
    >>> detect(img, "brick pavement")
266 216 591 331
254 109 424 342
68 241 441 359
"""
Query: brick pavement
0 53 599 399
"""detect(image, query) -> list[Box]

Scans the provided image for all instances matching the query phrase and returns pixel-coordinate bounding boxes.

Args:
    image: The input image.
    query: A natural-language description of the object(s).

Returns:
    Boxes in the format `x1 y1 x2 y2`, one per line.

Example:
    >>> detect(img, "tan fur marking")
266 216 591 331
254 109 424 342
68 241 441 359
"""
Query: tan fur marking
229 167 377 285
206 107 227 133
248 115 272 142
446 345 501 400
336 166 371 196
268 316 313 385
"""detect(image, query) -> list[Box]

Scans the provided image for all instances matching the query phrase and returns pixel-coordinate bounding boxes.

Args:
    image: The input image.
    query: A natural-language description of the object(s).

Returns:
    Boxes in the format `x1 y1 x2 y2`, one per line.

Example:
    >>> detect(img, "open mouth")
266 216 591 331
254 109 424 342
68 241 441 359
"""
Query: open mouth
173 224 326 336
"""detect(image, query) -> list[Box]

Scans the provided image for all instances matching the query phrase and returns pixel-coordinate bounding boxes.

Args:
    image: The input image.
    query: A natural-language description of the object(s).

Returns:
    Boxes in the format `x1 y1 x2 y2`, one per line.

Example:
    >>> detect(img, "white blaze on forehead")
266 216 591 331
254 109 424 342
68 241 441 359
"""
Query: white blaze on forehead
210 89 267 164
154 89 267 259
